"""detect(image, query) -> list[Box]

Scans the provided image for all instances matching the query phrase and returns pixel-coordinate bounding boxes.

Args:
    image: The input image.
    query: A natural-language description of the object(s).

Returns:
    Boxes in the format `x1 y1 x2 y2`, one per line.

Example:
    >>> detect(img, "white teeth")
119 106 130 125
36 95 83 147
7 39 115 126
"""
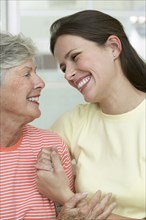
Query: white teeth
77 76 91 89
27 97 39 102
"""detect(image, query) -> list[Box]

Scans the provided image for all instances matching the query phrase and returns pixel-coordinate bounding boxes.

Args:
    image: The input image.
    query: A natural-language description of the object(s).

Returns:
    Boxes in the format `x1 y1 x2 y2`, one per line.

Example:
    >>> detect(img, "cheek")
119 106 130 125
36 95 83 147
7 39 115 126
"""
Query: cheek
2 84 23 105
79 55 98 70
12 81 29 96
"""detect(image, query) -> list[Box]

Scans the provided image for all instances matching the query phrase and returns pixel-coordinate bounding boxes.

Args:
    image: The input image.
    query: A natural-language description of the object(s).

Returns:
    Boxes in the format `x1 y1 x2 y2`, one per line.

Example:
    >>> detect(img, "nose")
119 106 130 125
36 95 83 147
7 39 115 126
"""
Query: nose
34 74 45 90
64 65 76 81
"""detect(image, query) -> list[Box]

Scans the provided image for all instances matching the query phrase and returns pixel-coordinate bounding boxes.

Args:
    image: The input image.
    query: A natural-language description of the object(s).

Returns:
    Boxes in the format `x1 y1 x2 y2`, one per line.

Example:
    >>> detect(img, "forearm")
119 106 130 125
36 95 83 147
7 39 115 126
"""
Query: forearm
56 188 75 205
36 149 75 205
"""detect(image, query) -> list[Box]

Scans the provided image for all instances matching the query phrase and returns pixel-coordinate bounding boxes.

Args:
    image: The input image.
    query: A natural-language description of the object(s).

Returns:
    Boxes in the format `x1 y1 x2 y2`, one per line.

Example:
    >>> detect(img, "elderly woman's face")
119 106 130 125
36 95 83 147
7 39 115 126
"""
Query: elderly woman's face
0 59 45 124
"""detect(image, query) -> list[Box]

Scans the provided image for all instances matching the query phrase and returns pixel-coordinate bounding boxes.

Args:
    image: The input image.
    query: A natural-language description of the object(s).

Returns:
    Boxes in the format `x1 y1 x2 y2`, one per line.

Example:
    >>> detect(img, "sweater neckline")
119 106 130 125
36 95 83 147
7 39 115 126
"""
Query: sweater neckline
99 98 146 120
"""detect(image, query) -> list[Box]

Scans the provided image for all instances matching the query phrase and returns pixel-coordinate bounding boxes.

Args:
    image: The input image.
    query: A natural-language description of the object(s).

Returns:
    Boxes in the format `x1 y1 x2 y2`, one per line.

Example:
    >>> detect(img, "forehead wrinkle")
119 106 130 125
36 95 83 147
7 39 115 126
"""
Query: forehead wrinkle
19 65 37 72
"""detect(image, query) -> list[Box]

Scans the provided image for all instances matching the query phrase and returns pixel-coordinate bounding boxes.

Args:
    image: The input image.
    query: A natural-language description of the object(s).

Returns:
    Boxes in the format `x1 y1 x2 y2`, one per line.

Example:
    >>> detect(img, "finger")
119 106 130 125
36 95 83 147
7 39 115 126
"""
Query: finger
100 192 112 207
85 193 110 219
51 146 58 152
96 202 117 219
91 193 116 220
37 148 52 160
36 158 53 171
80 190 101 213
51 151 63 173
76 191 101 218
89 190 101 206
63 193 88 209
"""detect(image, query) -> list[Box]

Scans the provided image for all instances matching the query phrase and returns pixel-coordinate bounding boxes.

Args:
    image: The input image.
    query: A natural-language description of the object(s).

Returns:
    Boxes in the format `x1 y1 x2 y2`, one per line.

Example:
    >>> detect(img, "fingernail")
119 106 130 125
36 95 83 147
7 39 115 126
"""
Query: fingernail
51 151 57 155
81 192 88 196
107 192 112 196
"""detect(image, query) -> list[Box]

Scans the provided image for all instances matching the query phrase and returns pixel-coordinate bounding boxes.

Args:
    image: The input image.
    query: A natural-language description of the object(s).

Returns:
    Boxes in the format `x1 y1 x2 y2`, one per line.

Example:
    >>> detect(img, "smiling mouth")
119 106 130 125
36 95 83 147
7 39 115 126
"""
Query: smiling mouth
27 96 39 104
77 76 91 90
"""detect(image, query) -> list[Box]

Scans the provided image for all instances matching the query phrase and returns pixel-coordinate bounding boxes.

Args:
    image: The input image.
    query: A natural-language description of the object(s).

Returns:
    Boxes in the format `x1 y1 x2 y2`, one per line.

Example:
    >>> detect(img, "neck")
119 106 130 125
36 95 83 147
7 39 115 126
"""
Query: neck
0 114 24 148
100 80 145 115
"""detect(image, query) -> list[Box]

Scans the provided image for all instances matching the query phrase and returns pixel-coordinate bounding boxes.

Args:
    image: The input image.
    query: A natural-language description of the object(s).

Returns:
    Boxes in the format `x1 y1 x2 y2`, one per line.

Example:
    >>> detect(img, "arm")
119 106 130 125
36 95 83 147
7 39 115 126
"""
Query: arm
36 149 74 204
36 149 145 220
36 149 116 220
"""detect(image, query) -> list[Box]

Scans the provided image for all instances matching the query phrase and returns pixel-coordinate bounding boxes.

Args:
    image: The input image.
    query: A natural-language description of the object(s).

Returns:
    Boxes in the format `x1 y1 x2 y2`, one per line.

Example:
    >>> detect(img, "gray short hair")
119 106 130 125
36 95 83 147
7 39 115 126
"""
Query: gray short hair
0 32 38 84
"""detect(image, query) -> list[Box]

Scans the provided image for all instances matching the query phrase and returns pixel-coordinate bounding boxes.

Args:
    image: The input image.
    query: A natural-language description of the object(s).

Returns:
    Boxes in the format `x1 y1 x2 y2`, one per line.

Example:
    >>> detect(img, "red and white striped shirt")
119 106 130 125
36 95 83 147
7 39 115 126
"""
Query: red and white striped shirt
0 124 74 220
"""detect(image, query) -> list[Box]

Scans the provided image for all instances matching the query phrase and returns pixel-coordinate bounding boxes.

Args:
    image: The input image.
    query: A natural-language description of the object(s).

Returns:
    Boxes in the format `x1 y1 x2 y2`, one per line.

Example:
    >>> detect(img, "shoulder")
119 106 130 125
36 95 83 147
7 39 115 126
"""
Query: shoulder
22 125 70 160
24 124 58 137
67 103 100 125
74 103 100 115
59 103 100 121
50 103 100 147
50 103 100 131
23 124 65 147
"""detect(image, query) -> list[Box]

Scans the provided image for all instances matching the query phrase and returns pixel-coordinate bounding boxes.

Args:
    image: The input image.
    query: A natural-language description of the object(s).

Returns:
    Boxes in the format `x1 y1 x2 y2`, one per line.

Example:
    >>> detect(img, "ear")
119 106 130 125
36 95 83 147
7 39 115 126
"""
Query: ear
106 35 122 59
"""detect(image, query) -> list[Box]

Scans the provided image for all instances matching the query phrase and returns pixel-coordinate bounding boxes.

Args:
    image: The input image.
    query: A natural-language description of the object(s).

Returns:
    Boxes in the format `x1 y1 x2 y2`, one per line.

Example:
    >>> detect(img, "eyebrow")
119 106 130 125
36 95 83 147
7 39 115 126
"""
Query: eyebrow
21 66 37 71
64 48 77 59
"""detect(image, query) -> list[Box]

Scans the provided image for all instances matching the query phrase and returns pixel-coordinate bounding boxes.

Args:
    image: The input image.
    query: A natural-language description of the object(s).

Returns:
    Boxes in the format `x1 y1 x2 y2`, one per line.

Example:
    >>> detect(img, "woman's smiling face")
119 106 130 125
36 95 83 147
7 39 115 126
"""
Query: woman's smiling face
54 34 117 103
0 59 45 124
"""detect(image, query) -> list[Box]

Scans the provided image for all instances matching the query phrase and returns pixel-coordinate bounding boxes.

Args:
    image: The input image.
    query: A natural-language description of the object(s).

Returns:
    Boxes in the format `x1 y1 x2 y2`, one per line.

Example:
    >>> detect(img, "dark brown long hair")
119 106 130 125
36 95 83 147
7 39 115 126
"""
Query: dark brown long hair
50 10 146 92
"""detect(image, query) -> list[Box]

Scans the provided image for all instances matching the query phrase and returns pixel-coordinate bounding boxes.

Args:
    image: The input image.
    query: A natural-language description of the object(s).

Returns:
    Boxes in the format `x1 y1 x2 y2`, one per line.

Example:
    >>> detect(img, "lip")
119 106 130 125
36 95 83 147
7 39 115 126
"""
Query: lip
27 95 40 104
75 75 91 91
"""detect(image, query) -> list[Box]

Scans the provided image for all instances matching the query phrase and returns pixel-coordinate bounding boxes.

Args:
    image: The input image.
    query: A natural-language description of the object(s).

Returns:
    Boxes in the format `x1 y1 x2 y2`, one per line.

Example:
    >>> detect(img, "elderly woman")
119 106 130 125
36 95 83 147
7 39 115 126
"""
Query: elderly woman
0 32 116 220
0 31 72 220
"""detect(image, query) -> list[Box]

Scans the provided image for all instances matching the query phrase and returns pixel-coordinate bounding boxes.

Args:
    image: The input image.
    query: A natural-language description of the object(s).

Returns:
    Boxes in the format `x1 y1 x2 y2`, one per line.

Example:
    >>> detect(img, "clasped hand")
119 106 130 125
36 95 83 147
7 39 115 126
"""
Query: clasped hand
36 148 116 220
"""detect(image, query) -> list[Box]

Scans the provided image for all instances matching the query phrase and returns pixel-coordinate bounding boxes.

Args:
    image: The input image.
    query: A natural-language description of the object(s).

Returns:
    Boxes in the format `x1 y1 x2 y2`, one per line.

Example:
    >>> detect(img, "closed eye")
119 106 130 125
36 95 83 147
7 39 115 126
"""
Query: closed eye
24 72 31 77
71 52 80 61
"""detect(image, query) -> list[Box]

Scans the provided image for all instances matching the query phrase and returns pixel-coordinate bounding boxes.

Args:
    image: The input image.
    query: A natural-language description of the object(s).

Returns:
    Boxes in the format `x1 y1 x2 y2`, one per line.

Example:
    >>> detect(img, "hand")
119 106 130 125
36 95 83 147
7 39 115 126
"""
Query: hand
36 150 74 204
36 148 117 218
57 191 117 220
36 147 54 171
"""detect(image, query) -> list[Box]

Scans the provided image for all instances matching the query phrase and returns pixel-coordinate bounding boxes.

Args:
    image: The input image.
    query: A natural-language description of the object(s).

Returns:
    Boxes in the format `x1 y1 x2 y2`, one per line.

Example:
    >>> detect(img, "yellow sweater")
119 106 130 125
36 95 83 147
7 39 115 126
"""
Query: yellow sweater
50 100 146 219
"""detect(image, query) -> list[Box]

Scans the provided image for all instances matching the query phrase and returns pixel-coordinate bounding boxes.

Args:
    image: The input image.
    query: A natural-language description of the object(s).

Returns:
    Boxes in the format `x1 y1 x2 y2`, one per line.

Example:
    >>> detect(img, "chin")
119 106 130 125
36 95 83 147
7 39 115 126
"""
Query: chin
29 111 41 121
84 93 98 103
35 111 41 119
84 96 93 103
